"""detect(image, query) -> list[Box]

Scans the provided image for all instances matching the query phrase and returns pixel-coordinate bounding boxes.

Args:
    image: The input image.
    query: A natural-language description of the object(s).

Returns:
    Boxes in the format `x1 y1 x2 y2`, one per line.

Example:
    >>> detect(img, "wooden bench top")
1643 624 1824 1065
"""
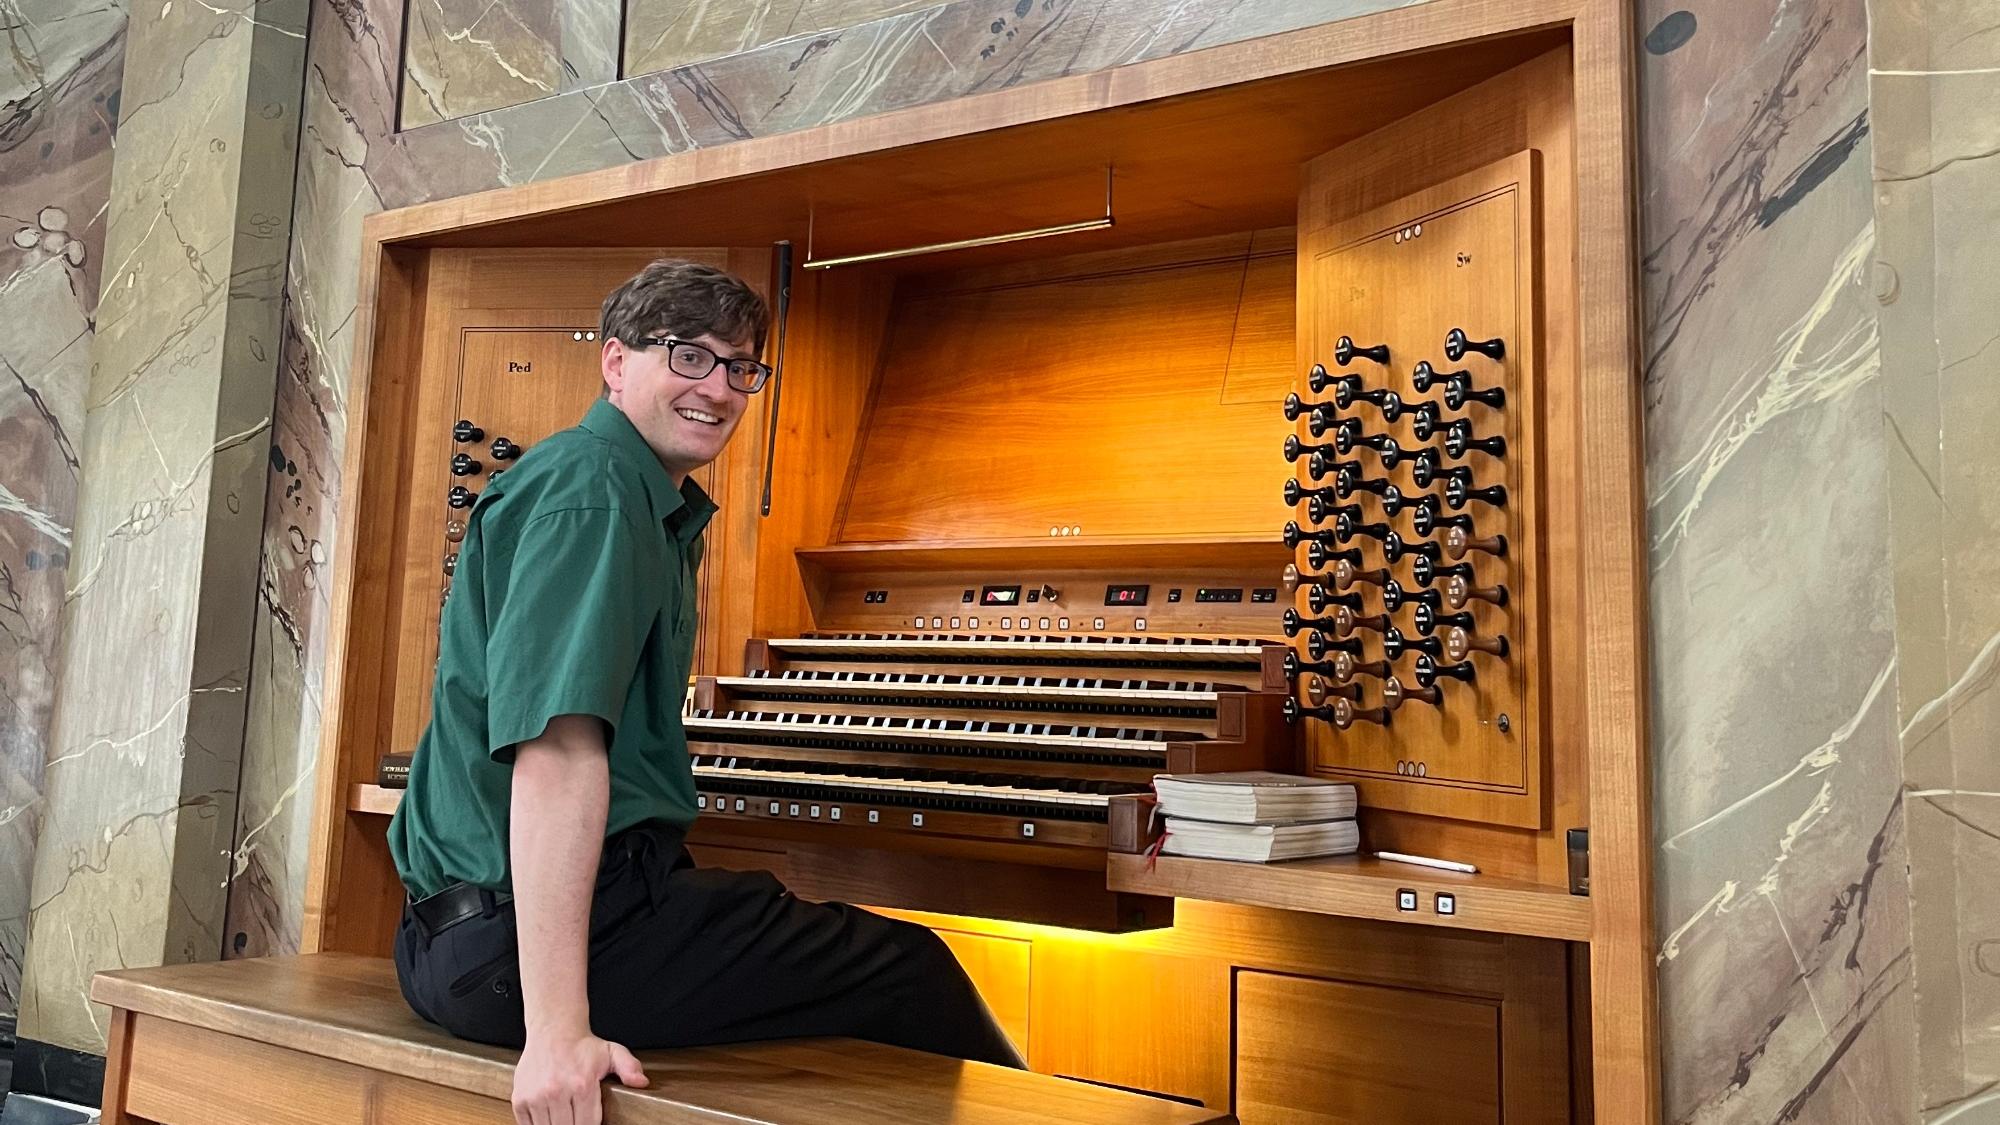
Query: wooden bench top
92 954 1228 1124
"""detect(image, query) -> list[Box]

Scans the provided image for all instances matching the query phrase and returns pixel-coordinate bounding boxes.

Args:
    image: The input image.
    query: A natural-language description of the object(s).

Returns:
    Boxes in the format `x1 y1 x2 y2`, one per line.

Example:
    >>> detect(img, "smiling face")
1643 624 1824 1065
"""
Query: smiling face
601 330 755 482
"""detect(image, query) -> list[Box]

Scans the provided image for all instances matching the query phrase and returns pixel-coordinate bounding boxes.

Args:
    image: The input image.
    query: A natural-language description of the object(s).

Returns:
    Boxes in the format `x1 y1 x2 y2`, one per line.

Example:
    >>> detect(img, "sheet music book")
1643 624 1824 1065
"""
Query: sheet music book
1160 816 1361 862
1152 771 1357 824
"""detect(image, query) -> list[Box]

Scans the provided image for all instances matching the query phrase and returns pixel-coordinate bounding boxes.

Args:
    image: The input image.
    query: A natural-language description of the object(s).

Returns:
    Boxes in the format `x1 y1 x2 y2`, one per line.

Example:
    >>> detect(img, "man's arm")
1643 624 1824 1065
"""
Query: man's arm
508 713 648 1125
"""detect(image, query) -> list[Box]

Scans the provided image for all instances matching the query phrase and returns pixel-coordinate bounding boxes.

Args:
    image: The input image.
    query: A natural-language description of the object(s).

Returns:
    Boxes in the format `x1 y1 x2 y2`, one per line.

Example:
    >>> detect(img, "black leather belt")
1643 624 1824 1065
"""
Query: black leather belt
409 882 510 939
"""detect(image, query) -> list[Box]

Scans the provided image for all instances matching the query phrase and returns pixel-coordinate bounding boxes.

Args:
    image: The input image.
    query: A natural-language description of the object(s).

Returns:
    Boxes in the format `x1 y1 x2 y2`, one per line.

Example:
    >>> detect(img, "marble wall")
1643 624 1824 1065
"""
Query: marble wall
0 1 127 1022
13 0 307 1055
1640 0 1923 1117
1868 0 2000 1119
5 0 1970 1117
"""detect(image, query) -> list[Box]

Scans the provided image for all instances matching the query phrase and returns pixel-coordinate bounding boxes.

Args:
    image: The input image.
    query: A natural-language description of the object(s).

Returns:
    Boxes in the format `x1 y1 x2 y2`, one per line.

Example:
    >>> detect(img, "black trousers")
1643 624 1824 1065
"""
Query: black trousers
393 823 1023 1068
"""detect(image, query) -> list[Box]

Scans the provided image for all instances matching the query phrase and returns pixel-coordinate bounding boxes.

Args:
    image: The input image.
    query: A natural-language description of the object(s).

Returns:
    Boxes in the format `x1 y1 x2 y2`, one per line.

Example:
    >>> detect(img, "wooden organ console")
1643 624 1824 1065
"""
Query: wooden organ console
305 2 1654 1121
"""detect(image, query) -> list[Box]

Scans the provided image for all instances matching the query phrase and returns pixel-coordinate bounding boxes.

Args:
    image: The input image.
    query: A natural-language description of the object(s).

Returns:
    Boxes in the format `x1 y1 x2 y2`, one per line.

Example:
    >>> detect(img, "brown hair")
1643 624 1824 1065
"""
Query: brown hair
600 259 770 353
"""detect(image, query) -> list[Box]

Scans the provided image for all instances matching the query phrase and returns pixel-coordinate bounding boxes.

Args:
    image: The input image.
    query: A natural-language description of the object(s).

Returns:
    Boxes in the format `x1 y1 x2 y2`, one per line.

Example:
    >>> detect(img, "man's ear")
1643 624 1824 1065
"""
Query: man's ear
600 337 627 396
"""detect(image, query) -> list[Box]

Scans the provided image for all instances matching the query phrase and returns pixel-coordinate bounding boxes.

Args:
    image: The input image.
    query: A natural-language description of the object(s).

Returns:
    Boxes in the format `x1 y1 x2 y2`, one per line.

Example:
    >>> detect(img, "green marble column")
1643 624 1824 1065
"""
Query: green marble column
17 0 306 1055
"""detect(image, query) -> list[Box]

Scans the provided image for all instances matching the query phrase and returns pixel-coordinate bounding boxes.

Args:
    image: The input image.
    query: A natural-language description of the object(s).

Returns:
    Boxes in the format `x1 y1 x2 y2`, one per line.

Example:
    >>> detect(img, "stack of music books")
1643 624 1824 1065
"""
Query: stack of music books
1152 771 1359 863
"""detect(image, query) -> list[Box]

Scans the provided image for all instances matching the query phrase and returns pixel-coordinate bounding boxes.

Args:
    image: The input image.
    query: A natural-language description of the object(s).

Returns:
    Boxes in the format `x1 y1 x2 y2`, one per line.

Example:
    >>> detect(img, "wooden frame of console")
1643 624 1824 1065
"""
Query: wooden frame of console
304 0 1654 1117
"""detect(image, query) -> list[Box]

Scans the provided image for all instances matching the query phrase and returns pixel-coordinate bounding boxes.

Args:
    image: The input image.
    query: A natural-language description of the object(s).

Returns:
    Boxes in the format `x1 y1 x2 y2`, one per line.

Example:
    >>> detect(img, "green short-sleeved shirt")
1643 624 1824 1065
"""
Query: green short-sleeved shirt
388 399 715 899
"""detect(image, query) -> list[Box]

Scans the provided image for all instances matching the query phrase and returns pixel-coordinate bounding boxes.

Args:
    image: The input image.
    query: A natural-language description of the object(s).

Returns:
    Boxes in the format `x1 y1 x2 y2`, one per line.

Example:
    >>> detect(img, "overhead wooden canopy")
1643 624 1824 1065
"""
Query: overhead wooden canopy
394 29 1567 272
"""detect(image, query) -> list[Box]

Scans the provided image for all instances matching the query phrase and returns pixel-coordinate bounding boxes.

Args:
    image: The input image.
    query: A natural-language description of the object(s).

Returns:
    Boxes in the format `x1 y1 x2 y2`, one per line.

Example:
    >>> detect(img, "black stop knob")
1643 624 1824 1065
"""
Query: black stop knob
1282 651 1343 680
1411 361 1469 395
1338 429 1399 460
1307 630 1365 660
1336 471 1392 499
453 419 483 444
1310 408 1358 440
1382 580 1440 613
1335 336 1390 366
1382 532 1441 564
1411 450 1472 491
1382 627 1443 661
1306 540 1363 570
1309 496 1361 526
1412 557 1474 587
447 485 478 510
1445 380 1506 411
1282 392 1321 421
1307 585 1364 614
1415 653 1478 689
1307 452 1362 482
1284 520 1342 548
1445 422 1507 460
490 437 521 461
1285 434 1339 463
1381 488 1437 521
1414 604 1476 636
1336 514 1392 543
1308 364 1345 394
1411 503 1473 538
1409 400 1447 442
1444 328 1505 362
1283 697 1337 724
1284 479 1338 506
451 452 481 476
1445 478 1509 511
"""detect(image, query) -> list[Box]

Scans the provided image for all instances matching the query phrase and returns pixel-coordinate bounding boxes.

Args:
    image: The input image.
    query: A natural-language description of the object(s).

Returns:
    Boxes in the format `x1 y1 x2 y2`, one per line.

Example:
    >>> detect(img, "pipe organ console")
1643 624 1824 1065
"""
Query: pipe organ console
311 19 1649 1122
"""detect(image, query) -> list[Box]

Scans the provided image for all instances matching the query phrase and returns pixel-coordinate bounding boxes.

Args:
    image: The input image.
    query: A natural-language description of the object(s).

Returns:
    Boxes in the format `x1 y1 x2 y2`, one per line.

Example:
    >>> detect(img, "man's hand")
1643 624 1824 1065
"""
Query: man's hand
512 1030 649 1125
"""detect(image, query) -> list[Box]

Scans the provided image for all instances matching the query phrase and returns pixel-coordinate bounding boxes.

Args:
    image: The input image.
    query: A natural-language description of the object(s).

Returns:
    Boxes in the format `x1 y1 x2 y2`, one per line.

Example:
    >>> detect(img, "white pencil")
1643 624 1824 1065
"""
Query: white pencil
1373 850 1478 874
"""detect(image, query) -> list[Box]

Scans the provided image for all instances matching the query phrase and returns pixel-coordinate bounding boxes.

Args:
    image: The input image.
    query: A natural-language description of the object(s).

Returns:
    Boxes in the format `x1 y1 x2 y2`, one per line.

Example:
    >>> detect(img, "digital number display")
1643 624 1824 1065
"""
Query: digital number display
979 585 1023 606
1104 584 1150 606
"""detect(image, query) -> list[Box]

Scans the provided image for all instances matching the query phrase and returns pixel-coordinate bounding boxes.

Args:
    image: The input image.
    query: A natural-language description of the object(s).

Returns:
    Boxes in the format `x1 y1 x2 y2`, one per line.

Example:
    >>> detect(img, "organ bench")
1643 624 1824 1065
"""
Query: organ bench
154 0 1666 1121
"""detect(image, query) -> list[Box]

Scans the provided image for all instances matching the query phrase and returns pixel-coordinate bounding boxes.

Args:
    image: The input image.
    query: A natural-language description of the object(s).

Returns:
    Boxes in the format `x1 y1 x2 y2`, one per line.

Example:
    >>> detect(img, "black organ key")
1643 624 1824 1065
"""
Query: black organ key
451 452 482 476
453 419 484 444
1335 336 1390 366
1444 328 1506 362
447 485 478 509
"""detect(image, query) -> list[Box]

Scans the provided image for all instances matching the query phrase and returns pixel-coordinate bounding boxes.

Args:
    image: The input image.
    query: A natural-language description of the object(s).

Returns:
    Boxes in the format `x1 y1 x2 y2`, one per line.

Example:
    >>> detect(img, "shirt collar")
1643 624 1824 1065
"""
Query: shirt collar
577 399 717 544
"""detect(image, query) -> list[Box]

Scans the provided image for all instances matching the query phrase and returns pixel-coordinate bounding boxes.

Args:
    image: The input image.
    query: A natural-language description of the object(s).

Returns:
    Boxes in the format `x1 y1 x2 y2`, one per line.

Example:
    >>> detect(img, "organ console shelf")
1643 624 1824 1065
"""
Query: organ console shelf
305 4 1656 1119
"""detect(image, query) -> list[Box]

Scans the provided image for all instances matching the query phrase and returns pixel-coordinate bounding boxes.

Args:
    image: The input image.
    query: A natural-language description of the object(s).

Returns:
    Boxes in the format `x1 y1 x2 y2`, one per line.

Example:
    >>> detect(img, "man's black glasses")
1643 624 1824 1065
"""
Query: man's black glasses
629 336 773 394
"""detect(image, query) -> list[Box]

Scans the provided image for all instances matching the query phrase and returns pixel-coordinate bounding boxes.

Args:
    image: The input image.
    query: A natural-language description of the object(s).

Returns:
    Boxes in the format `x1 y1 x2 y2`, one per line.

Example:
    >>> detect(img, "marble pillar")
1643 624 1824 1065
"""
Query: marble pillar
0 1 127 1022
1868 0 2000 1118
15 0 306 1055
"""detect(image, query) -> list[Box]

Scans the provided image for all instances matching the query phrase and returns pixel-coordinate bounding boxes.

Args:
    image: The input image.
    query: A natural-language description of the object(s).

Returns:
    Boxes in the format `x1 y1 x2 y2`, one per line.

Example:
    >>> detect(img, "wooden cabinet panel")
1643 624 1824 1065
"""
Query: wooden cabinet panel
1235 971 1500 1125
1028 941 1230 1110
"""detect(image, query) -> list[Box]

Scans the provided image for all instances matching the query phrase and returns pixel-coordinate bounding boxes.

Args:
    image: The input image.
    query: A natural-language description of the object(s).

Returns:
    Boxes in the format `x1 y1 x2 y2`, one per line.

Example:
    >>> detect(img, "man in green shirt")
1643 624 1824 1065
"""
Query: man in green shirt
389 260 1020 1125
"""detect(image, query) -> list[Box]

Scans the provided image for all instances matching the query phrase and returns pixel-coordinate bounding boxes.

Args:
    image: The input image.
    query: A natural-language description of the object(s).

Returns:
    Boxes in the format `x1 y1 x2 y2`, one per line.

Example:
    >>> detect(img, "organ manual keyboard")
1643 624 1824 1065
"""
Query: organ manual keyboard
683 567 1295 931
